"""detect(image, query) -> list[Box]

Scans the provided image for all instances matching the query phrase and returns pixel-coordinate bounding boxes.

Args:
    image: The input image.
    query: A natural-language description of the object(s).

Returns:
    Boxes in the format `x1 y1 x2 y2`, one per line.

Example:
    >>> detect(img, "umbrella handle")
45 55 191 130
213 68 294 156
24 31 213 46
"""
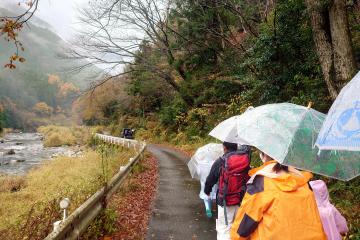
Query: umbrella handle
316 149 321 160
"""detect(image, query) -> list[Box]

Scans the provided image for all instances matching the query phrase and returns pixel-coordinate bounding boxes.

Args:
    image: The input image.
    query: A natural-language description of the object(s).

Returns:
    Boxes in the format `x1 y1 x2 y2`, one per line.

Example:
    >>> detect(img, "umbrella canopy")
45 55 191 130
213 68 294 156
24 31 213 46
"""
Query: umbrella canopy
188 143 223 200
209 116 250 145
316 71 360 151
231 103 359 181
187 143 223 180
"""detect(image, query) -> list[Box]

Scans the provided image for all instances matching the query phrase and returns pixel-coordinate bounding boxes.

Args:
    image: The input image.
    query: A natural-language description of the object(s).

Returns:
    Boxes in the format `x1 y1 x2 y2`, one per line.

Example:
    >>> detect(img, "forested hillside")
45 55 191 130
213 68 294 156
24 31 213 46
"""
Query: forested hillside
0 8 99 130
76 0 360 136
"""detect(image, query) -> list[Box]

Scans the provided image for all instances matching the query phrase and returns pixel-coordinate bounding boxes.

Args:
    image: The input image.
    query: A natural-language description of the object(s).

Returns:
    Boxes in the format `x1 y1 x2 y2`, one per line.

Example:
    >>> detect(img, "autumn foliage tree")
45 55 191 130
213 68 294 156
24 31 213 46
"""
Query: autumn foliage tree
47 74 80 110
33 102 53 116
72 76 129 125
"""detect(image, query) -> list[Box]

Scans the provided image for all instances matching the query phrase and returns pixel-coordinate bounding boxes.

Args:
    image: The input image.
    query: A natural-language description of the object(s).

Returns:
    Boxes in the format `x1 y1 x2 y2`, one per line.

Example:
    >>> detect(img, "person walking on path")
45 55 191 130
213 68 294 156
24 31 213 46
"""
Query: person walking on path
230 151 327 240
205 142 251 240
310 180 348 240
187 143 223 218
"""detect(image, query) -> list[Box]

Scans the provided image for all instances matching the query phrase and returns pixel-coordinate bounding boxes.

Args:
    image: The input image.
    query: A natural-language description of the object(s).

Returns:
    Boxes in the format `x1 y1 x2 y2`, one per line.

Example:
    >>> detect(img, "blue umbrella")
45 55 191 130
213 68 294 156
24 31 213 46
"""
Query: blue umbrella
316 71 360 151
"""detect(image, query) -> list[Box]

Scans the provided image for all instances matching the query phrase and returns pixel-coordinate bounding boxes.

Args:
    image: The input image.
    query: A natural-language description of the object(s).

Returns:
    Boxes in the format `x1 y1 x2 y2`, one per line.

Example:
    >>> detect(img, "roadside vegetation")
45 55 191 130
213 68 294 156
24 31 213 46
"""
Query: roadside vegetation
0 143 135 239
81 153 158 240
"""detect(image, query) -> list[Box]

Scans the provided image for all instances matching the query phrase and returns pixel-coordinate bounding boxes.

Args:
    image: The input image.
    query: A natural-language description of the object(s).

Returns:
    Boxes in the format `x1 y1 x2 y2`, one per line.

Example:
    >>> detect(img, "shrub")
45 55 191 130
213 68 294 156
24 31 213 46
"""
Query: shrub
0 176 26 193
38 125 91 147
44 132 76 147
80 208 118 239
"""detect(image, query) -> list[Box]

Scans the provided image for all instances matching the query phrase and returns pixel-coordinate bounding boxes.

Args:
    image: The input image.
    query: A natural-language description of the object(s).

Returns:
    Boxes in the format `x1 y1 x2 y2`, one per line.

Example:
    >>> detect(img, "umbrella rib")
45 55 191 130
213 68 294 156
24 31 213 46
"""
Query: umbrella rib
283 108 312 164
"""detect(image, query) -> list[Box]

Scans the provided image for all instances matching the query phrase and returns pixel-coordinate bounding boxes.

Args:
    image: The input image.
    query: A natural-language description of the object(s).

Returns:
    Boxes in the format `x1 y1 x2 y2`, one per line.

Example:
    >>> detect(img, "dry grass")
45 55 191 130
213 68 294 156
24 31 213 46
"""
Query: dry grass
0 147 135 239
38 125 97 147
0 176 26 193
0 128 13 137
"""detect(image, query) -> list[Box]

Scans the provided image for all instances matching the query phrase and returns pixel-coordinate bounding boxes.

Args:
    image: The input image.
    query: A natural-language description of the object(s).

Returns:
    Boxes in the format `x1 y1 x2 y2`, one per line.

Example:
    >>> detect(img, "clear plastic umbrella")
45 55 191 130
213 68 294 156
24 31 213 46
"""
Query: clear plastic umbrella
231 103 359 181
316 71 360 151
209 107 253 144
187 143 223 199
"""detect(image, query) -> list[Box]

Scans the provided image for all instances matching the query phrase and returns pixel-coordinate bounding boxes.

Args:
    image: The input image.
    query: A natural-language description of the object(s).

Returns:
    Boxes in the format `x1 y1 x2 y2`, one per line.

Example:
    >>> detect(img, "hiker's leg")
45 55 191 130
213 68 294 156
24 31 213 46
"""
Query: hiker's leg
227 205 239 225
216 205 229 240
216 205 239 240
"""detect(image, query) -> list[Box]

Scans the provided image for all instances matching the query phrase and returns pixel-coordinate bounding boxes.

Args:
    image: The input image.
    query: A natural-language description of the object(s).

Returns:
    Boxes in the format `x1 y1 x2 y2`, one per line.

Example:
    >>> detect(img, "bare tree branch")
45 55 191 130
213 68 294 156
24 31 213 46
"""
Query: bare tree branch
0 0 40 68
66 0 198 106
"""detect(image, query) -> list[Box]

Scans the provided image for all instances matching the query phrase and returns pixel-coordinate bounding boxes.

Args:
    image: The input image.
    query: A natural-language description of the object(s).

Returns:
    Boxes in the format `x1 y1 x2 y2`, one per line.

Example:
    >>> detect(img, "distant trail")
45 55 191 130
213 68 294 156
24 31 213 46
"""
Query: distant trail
146 145 216 240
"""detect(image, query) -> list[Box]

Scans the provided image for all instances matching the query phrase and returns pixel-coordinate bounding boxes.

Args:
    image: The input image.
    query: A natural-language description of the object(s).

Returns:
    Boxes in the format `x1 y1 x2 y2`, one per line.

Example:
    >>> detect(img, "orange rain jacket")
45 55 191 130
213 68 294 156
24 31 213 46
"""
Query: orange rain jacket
230 161 327 240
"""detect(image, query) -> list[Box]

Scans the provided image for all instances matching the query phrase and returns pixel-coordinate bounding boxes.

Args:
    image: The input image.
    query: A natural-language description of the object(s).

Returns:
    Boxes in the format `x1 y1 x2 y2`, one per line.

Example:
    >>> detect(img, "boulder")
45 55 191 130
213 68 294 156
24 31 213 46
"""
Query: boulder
9 159 25 164
6 149 15 155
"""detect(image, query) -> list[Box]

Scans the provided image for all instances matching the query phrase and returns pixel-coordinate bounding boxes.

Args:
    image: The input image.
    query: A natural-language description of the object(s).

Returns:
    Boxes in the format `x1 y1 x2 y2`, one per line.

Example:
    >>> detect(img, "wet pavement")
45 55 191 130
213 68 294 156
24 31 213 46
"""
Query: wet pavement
146 145 216 240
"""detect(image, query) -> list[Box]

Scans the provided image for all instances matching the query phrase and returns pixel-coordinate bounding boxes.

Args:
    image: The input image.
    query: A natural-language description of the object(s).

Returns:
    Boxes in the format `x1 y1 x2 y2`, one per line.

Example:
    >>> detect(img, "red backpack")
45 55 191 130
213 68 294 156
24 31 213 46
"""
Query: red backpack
218 152 250 206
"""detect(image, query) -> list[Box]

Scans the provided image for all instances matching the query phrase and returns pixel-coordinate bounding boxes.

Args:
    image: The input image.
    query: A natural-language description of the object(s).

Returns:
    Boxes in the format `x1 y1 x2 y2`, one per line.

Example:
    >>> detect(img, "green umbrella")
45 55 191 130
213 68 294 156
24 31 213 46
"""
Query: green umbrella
234 103 360 181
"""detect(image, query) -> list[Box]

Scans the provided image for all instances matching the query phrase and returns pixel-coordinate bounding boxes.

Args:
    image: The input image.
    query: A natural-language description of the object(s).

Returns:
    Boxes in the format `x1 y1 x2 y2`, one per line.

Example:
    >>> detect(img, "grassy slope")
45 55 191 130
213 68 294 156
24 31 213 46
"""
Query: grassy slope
0 140 135 239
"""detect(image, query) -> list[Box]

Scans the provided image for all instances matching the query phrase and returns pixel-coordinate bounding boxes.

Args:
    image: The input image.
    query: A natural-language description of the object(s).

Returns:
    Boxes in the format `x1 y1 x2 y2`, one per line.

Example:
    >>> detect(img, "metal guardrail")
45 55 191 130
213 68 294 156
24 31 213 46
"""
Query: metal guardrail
44 134 146 240
95 133 139 150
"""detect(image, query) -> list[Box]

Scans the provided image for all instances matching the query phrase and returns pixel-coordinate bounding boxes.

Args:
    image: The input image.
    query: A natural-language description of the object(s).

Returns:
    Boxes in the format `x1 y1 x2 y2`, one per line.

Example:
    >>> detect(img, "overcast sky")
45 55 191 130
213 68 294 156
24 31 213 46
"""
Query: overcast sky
1 0 89 40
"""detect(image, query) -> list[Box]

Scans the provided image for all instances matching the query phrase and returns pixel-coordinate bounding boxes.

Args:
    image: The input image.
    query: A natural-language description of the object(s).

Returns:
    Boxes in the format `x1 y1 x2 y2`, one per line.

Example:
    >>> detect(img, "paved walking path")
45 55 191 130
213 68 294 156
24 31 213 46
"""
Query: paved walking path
146 145 216 240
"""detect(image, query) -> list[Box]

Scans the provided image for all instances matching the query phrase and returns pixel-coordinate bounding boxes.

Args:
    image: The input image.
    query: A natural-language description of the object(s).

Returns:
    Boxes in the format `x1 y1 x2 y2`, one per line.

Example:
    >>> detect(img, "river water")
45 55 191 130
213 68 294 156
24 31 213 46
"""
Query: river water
0 133 72 175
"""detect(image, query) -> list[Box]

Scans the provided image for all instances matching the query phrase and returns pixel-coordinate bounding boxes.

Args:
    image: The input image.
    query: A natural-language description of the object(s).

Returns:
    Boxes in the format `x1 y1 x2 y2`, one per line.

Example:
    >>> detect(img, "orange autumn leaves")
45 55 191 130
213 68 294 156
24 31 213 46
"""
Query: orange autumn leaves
32 102 53 116
32 75 79 116
48 74 79 98
1 1 37 69
4 54 26 69
1 18 25 69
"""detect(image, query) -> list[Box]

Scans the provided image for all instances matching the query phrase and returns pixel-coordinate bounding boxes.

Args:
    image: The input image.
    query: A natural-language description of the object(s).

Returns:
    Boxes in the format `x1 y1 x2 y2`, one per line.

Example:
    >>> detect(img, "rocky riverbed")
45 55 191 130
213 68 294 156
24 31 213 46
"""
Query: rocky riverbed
0 133 79 175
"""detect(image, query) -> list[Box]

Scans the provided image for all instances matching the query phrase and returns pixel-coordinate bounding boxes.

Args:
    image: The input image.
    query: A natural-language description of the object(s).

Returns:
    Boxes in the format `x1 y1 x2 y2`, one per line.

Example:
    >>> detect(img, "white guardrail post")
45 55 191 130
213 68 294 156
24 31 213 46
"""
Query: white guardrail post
44 134 146 240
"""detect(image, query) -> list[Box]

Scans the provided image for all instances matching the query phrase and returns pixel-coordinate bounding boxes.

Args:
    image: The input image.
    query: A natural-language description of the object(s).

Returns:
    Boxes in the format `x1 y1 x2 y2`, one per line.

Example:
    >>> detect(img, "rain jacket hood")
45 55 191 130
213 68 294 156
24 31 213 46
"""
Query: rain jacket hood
248 161 312 192
230 162 326 240
269 171 310 191
310 180 330 207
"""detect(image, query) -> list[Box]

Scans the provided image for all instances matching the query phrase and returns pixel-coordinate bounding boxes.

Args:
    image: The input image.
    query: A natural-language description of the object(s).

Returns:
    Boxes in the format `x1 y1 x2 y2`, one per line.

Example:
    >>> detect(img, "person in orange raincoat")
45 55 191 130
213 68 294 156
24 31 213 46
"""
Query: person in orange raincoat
230 151 327 240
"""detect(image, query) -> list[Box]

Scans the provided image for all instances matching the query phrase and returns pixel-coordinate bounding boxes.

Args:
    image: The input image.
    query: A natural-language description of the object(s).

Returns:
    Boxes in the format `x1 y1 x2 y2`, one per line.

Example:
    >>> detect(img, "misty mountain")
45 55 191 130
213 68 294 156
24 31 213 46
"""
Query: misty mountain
0 7 101 129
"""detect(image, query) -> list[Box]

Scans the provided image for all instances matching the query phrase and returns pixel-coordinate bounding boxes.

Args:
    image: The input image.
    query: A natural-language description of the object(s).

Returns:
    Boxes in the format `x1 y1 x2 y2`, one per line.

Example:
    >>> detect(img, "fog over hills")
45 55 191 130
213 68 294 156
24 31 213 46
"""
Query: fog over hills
0 7 101 129
0 2 53 31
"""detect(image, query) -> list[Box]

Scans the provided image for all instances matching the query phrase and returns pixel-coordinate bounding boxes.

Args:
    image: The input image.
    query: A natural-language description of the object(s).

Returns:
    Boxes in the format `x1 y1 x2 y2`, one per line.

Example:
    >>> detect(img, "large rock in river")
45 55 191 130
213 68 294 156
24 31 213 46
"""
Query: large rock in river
6 149 15 155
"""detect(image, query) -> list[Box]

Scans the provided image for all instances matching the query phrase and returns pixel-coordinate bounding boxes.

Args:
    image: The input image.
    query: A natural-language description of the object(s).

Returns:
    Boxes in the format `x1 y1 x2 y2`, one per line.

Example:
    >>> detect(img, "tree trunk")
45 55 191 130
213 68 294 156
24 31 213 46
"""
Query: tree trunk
305 0 356 100
305 0 338 100
159 70 194 107
329 0 357 90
